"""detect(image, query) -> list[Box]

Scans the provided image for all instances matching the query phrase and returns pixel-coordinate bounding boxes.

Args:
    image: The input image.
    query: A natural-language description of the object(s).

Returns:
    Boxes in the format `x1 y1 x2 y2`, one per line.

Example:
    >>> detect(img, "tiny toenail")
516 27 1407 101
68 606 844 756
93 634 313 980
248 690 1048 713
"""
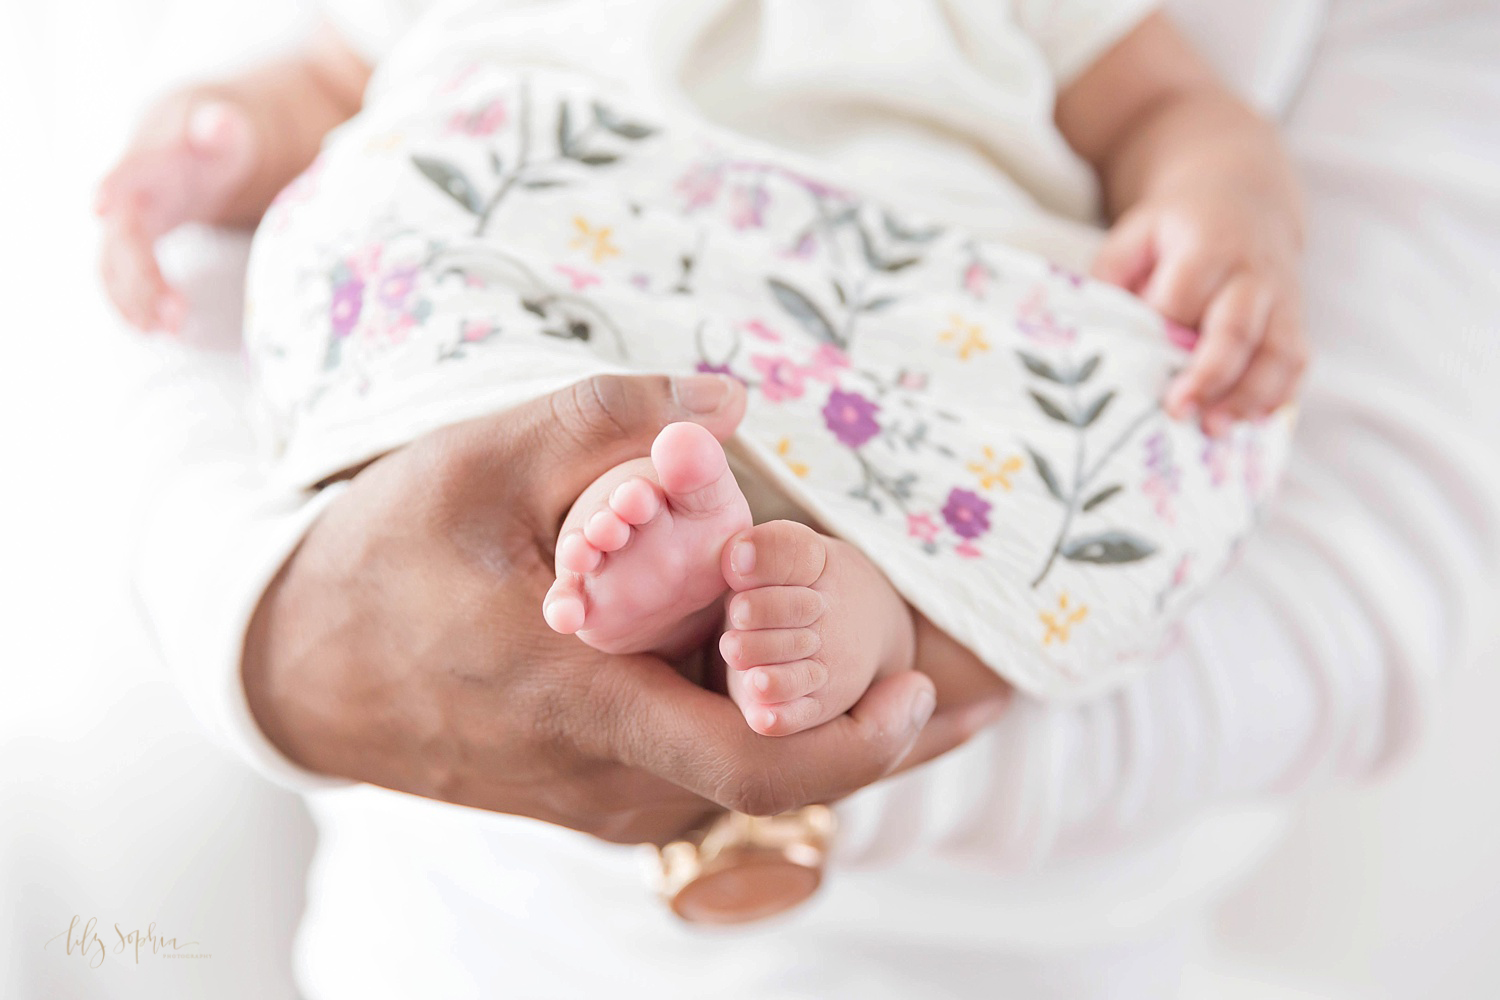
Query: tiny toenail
731 540 756 576
721 634 741 663
730 601 750 629
752 669 770 693
757 707 777 731
911 689 936 729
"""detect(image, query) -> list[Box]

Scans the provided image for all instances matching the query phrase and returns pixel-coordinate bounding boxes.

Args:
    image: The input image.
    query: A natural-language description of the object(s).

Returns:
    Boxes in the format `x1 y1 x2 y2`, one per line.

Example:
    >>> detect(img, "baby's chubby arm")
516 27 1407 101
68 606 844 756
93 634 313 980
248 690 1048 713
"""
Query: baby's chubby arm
97 26 369 333
1057 12 1307 435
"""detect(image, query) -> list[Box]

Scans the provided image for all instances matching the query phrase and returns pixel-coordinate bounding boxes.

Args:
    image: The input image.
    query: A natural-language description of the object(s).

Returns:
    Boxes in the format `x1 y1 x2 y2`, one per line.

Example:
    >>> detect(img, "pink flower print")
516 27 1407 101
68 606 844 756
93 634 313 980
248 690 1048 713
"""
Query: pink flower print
941 488 992 540
907 513 940 543
378 266 419 310
330 278 365 338
1016 287 1078 346
346 244 383 281
461 320 494 343
1166 320 1200 352
955 540 983 559
962 260 991 299
728 184 769 230
822 389 881 448
447 98 508 137
802 344 851 384
554 264 601 291
897 369 929 391
439 63 481 95
675 163 723 211
752 355 805 402
1172 554 1192 588
743 319 782 343
380 311 416 346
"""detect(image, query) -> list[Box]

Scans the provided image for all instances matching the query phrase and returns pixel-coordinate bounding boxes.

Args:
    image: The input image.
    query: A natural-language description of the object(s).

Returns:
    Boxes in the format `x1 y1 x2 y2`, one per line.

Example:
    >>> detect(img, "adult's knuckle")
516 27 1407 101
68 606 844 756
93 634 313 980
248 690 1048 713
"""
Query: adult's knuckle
558 374 658 446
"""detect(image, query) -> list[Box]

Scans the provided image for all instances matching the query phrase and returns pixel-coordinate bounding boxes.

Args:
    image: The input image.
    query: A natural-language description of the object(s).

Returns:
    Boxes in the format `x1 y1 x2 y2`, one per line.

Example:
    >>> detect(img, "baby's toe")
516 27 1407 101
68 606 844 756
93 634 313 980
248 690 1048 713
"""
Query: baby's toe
555 530 602 575
719 627 821 670
608 476 663 526
722 520 827 592
743 696 827 737
726 585 825 632
742 660 828 704
583 508 632 552
543 576 587 635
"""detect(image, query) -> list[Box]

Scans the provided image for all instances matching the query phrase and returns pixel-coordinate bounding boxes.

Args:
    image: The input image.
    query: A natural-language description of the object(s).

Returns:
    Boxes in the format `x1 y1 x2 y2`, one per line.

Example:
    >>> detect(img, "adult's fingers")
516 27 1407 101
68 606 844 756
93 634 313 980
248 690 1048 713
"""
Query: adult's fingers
448 374 747 527
1164 272 1272 421
1089 211 1155 293
600 655 936 817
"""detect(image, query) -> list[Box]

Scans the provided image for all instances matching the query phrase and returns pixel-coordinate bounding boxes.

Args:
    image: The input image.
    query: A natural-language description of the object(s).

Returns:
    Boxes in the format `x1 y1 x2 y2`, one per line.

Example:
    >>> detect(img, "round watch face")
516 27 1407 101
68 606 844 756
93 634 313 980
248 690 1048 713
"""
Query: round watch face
669 850 822 925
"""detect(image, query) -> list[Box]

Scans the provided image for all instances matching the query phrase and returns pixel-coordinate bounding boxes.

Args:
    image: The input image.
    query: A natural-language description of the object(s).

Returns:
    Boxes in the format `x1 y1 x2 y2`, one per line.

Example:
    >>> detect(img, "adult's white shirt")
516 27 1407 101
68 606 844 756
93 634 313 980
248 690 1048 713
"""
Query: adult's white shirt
132 1 1500 996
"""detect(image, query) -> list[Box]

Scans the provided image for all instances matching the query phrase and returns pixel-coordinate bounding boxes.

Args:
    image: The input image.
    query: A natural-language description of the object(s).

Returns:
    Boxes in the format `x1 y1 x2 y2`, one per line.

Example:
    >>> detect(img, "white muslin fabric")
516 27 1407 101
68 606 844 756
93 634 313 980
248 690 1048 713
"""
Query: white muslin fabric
244 50 1290 699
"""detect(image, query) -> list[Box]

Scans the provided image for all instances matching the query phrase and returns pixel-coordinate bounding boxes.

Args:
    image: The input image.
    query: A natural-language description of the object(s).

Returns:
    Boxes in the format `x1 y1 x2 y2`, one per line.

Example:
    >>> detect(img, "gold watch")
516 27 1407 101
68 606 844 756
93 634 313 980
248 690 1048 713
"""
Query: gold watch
657 806 836 924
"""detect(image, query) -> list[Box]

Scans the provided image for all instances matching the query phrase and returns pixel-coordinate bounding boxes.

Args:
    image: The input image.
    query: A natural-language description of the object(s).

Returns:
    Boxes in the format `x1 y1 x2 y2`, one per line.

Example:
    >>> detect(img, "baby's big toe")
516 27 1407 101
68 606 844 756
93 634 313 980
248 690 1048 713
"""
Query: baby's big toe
722 520 828 592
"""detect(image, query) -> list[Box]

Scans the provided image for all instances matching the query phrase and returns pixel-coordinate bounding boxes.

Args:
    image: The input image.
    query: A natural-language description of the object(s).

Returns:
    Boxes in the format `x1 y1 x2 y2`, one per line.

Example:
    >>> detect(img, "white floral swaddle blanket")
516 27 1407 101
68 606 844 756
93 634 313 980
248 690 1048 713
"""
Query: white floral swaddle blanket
246 66 1293 701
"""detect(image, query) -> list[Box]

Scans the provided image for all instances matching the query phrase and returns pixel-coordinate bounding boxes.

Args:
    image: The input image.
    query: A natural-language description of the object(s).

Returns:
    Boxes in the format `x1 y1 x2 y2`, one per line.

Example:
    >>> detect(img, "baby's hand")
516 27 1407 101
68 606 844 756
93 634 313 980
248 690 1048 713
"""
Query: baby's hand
1091 184 1308 435
96 93 260 333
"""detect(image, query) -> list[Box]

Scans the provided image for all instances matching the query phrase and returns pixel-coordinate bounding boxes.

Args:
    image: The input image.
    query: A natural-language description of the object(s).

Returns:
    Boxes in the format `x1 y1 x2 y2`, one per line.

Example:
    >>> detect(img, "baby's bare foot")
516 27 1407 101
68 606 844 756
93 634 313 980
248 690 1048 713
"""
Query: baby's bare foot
718 520 916 736
544 422 751 659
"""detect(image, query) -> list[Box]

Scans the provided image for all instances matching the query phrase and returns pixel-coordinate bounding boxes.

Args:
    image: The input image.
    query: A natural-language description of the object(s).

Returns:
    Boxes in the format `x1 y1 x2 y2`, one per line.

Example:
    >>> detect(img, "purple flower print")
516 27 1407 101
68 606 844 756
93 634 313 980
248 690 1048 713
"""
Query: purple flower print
378 266 419 310
941 488 992 540
1048 262 1085 288
330 278 365 338
695 361 737 378
962 260 990 299
753 355 806 402
788 231 817 259
822 389 881 448
1142 430 1181 523
675 163 723 211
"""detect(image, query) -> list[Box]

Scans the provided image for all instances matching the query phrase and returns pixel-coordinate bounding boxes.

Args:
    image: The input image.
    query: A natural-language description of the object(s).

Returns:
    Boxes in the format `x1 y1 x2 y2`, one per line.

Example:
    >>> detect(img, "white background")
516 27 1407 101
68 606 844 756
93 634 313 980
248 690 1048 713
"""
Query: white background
1 1 1497 997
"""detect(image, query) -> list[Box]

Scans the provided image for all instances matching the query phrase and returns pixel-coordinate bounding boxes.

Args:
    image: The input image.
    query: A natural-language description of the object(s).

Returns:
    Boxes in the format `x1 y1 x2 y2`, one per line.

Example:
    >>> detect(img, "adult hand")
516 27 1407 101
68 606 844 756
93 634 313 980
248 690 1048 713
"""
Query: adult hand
243 374 1004 845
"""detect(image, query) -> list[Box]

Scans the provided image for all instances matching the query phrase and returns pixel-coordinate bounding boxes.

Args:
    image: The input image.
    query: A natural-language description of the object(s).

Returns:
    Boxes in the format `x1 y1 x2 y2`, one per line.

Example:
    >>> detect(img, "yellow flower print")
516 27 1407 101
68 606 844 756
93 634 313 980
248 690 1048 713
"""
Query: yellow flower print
364 131 408 153
1040 592 1089 645
969 446 1024 492
940 314 989 360
776 437 809 478
571 216 620 264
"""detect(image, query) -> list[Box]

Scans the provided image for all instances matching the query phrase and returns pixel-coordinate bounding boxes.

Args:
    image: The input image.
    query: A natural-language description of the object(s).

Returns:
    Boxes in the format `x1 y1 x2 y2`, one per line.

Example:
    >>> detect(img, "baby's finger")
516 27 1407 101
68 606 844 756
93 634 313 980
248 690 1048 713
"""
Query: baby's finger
1090 211 1155 292
1143 241 1235 328
100 203 175 332
1165 273 1271 420
1202 301 1308 423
